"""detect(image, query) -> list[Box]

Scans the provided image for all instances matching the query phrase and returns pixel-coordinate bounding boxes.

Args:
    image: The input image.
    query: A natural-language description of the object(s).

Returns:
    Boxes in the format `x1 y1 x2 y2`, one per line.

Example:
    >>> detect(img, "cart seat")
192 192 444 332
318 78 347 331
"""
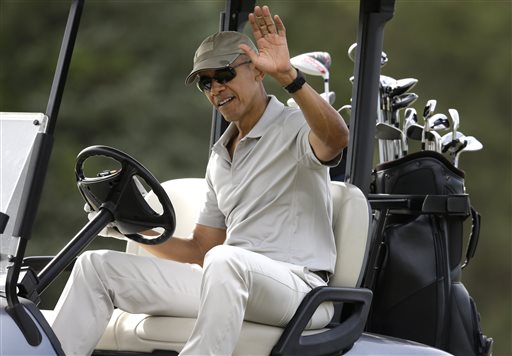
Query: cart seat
95 178 372 355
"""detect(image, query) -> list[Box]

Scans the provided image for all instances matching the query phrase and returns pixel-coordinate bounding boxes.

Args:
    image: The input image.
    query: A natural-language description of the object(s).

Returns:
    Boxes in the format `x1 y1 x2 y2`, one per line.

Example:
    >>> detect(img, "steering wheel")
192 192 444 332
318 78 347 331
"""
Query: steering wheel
75 145 175 245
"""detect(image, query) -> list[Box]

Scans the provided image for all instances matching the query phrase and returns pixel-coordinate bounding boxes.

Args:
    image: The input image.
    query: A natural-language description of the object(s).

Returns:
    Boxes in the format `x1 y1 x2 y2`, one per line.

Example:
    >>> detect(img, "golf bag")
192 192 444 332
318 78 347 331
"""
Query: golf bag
364 151 492 356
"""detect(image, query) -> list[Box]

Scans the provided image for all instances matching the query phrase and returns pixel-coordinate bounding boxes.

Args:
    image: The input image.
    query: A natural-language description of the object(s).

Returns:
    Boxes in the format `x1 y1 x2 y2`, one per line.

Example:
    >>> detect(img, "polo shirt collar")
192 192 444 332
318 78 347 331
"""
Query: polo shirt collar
214 95 284 152
246 95 284 138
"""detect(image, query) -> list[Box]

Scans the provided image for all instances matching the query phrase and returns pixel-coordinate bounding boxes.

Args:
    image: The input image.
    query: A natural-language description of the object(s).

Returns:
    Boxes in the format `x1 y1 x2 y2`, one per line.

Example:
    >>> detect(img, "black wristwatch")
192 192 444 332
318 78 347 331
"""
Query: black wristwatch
283 68 306 94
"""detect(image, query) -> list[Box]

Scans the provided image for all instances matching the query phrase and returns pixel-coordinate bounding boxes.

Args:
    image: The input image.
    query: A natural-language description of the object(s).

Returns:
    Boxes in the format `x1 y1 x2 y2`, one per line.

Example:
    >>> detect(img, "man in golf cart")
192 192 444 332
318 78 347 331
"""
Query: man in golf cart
51 5 349 355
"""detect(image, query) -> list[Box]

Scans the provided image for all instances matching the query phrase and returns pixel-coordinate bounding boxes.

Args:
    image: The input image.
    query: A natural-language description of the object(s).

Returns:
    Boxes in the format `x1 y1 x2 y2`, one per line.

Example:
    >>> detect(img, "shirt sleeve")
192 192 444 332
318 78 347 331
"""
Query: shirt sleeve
197 166 227 229
295 116 343 168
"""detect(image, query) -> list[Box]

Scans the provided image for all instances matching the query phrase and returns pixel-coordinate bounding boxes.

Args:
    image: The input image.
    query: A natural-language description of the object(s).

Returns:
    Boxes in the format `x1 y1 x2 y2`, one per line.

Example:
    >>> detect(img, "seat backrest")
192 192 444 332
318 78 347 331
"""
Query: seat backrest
328 181 371 288
126 178 208 256
128 179 371 290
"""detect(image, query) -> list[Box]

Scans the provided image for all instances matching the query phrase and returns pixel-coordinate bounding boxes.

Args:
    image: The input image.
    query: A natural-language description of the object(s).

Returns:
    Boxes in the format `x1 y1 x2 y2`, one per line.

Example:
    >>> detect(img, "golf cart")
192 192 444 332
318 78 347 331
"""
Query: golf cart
0 0 493 355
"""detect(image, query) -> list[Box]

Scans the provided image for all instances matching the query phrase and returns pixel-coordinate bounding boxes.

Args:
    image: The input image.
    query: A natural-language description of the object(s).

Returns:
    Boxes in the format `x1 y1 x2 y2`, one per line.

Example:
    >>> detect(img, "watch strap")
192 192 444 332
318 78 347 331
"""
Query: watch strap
283 68 306 94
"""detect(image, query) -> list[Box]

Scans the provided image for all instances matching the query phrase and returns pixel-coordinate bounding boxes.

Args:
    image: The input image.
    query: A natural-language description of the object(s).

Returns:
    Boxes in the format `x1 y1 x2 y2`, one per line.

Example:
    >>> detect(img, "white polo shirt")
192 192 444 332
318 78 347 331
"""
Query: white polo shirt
198 96 339 273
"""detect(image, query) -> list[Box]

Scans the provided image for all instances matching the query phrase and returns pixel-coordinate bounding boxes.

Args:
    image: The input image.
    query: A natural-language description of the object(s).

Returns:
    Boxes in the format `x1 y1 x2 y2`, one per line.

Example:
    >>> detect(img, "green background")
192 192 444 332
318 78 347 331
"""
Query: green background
1 0 510 354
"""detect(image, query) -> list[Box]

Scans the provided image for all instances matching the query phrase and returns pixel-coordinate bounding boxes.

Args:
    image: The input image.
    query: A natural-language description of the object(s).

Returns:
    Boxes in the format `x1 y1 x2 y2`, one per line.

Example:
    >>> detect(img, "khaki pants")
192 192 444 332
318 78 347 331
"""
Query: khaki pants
51 245 333 356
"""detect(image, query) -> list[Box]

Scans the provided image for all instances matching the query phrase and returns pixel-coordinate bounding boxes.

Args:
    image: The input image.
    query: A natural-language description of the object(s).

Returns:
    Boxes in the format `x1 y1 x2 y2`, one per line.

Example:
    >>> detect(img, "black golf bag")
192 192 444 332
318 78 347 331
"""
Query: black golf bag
364 151 493 356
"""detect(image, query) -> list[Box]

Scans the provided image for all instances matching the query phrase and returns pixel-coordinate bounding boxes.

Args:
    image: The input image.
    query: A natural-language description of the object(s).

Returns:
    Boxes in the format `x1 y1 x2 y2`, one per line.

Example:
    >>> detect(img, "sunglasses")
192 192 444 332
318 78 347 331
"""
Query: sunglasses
197 60 252 92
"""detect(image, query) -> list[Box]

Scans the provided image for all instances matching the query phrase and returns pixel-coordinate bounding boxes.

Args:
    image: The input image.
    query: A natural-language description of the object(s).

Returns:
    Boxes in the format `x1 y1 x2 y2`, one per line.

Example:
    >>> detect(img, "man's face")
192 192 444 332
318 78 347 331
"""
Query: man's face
197 57 260 123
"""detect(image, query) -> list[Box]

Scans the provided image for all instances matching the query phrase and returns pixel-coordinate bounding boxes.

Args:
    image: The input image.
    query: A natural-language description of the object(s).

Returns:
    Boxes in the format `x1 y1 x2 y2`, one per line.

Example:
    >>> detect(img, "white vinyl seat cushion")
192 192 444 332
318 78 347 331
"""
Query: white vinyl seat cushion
94 178 371 355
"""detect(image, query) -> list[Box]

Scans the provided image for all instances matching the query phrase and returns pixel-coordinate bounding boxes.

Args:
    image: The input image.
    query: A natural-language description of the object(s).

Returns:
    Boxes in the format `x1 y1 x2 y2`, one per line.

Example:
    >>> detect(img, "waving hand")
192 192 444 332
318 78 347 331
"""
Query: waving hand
239 5 295 85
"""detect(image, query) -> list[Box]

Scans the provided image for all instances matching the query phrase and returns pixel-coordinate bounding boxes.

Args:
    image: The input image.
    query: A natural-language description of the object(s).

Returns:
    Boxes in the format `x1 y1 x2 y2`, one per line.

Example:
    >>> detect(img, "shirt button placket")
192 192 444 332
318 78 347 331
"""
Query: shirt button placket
231 140 245 186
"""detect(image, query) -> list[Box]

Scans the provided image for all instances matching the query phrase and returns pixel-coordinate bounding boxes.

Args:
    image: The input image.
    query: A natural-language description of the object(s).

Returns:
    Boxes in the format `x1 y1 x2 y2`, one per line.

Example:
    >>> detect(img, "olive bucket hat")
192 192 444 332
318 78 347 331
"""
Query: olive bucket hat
185 31 257 85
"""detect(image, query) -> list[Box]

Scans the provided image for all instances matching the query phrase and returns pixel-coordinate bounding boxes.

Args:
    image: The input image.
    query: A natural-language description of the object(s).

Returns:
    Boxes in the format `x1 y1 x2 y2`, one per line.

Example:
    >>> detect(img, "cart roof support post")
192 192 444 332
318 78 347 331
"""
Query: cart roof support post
3 0 84 346
209 0 256 149
344 0 395 195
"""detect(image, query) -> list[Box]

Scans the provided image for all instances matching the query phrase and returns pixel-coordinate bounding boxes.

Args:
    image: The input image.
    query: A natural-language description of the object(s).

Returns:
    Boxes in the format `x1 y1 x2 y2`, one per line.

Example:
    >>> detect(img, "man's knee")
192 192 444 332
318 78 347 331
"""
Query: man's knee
203 245 247 281
76 249 102 268
73 249 117 281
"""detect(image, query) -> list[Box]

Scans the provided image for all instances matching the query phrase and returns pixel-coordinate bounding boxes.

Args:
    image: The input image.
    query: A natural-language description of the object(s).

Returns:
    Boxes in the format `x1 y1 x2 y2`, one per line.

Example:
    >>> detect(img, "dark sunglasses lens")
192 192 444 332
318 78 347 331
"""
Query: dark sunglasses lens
198 77 212 92
214 67 236 84
197 67 236 92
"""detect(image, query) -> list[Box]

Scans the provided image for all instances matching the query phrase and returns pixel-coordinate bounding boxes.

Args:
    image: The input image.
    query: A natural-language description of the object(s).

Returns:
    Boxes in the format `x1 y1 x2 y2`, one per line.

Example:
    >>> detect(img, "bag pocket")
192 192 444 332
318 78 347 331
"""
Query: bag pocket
446 283 493 356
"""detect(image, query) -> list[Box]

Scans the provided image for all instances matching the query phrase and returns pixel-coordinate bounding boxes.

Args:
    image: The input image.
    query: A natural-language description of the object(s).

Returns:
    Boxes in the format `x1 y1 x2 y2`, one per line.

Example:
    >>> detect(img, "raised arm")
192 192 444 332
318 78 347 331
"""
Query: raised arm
240 5 349 163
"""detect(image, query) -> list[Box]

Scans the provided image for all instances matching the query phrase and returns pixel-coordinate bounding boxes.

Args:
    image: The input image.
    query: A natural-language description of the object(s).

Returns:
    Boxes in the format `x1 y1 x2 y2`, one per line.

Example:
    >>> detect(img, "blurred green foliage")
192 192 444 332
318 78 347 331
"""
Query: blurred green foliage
0 0 510 354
